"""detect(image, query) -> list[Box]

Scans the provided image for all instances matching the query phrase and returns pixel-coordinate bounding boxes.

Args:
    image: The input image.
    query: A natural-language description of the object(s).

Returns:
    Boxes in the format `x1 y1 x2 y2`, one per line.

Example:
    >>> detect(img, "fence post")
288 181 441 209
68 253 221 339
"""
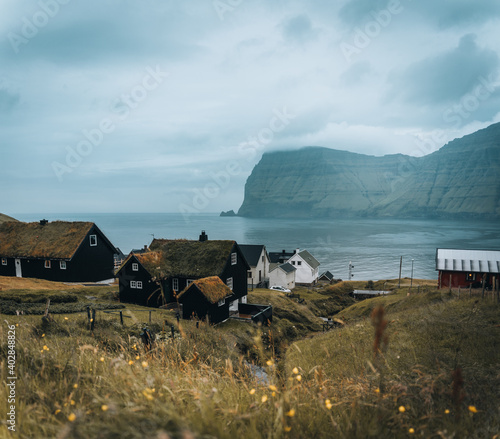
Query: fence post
469 284 471 298
458 286 460 299
120 311 124 325
149 311 152 323
90 309 96 331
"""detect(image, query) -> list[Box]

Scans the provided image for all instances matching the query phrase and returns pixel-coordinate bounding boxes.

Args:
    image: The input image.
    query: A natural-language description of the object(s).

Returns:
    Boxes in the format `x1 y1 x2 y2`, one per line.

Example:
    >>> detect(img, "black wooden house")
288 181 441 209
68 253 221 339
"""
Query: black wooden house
116 233 250 309
178 276 233 324
0 220 117 282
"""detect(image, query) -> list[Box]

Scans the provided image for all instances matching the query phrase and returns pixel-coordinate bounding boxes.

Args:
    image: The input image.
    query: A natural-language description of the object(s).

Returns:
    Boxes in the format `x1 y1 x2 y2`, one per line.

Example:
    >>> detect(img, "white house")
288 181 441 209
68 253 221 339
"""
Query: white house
239 244 271 289
269 262 296 290
287 249 320 285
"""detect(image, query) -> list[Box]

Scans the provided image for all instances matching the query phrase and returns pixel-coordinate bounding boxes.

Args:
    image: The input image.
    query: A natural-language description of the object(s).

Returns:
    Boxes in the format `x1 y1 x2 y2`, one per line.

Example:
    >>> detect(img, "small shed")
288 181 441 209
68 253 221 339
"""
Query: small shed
318 271 334 282
178 276 233 324
436 249 500 289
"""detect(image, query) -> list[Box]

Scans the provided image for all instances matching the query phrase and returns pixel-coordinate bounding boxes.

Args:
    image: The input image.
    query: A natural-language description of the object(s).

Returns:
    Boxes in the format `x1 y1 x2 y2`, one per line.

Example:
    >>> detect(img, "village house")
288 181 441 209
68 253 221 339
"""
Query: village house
318 271 334 282
436 248 500 290
116 232 250 310
239 244 271 289
177 276 233 324
0 220 117 282
268 262 296 290
286 249 321 285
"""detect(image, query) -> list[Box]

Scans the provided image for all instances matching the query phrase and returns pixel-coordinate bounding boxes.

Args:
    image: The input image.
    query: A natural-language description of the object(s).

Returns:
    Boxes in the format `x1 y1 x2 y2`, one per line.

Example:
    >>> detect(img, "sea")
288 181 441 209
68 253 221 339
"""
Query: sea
12 213 500 282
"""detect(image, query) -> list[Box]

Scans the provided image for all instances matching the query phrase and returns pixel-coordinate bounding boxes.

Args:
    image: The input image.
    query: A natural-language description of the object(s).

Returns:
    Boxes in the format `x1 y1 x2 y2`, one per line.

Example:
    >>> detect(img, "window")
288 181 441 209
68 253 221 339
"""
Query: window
1 258 7 266
231 252 237 265
297 261 302 266
60 261 67 270
130 281 137 289
218 299 225 307
262 255 265 263
466 273 476 281
137 281 143 289
291 261 296 265
187 279 195 287
248 271 252 278
132 263 139 271
172 278 179 292
44 260 51 269
226 277 233 290
89 235 97 246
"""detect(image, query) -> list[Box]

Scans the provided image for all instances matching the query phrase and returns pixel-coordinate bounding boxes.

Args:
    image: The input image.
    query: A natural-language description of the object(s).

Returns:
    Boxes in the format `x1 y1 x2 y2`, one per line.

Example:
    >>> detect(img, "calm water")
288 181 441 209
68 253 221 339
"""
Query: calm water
13 213 500 281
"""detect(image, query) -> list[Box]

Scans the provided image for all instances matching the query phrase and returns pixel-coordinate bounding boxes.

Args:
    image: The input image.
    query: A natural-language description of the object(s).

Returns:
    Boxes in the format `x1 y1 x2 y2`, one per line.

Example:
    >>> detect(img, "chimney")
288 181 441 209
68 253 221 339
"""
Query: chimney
282 250 286 254
199 230 208 242
295 248 300 254
40 219 48 226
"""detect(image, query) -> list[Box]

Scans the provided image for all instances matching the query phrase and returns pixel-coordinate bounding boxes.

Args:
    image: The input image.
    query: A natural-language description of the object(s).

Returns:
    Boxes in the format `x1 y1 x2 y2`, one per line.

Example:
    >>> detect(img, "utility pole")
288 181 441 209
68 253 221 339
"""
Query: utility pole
398 256 402 289
348 261 354 280
410 259 414 290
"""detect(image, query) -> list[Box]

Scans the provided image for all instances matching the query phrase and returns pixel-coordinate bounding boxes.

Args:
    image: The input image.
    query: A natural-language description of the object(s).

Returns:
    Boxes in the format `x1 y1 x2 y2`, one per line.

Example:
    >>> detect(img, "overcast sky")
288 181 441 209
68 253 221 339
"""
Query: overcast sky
1 0 499 215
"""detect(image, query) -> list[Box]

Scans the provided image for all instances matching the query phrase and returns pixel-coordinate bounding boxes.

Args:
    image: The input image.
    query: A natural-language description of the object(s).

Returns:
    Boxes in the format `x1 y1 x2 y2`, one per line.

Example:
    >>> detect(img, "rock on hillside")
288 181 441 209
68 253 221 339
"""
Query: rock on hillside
238 123 500 219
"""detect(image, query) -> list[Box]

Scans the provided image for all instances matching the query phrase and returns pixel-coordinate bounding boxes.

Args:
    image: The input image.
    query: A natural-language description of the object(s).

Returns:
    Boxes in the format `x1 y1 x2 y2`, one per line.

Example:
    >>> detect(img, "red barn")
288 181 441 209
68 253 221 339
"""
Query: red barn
436 249 500 289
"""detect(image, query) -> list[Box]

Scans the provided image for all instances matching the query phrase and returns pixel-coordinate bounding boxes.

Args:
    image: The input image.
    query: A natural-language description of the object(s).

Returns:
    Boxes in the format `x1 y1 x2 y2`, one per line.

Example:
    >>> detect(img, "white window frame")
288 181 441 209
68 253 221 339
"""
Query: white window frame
226 277 233 291
132 263 139 271
187 279 195 287
60 261 67 270
137 281 143 289
218 299 225 307
1 258 7 266
44 260 51 269
172 278 179 292
89 234 97 246
130 281 137 289
231 252 237 265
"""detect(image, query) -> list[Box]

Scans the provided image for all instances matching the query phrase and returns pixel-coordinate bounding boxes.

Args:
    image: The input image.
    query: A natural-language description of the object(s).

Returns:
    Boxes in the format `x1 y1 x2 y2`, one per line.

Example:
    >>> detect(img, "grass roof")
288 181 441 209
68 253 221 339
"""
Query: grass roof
178 276 233 303
0 221 94 259
144 239 236 278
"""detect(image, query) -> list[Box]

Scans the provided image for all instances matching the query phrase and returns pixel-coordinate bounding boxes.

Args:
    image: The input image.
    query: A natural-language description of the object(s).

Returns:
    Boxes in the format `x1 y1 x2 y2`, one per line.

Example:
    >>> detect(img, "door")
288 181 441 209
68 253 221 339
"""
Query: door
15 259 22 277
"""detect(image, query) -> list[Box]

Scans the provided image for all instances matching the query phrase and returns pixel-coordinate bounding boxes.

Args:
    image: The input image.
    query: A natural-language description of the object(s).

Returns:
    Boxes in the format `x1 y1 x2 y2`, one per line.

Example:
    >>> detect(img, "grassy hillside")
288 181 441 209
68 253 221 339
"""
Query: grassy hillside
0 279 498 438
0 213 18 224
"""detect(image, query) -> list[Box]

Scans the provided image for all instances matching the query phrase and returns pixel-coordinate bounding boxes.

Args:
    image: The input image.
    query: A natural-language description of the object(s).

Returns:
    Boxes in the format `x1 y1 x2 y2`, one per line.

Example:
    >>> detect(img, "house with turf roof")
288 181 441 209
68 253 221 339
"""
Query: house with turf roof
177 276 234 324
0 220 117 282
116 231 250 309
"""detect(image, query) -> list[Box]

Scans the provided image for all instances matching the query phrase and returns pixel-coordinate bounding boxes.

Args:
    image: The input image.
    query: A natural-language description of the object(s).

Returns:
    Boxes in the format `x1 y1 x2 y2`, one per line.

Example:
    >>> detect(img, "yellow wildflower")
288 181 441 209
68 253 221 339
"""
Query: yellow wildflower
99 357 105 362
325 399 333 410
42 334 45 337
295 375 302 382
64 317 68 320
261 395 268 403
43 345 49 351
398 406 406 413
445 409 450 414
135 355 140 360
249 388 256 395
375 388 380 394
269 385 277 392
128 360 134 365
468 406 478 413
73 384 78 389
409 428 415 434
292 367 299 375
266 360 274 367
286 409 296 417
101 405 109 412
54 409 61 415
70 400 75 406
284 426 292 432
141 361 148 368
68 413 76 422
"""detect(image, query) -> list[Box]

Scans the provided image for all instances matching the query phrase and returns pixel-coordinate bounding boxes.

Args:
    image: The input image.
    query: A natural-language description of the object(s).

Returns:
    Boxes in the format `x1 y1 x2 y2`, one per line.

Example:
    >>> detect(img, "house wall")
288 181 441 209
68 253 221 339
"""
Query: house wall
247 248 270 288
0 258 17 277
220 243 248 300
438 270 493 289
269 268 295 289
180 287 229 324
118 257 160 307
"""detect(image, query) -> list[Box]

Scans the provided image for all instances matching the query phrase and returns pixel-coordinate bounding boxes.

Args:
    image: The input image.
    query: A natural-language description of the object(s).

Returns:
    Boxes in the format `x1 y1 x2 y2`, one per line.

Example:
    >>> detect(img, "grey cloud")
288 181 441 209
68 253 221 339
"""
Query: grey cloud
340 61 372 86
280 14 319 43
0 87 20 113
339 0 500 28
386 34 499 106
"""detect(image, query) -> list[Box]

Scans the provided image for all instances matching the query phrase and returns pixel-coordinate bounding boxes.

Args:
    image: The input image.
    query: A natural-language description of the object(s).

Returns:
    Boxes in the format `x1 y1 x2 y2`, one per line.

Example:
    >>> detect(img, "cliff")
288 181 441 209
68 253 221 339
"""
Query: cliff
238 123 500 219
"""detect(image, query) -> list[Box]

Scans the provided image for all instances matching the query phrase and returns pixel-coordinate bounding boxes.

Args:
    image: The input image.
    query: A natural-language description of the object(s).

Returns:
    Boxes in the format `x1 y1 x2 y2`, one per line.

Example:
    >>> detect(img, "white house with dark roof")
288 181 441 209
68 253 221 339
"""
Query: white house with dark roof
269 262 296 290
287 249 320 285
239 244 270 288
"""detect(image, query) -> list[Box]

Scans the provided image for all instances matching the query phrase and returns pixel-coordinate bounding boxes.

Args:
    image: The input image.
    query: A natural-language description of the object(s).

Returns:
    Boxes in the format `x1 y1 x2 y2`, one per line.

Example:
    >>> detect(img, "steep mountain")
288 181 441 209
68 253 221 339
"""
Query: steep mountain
238 123 500 219
0 213 18 224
